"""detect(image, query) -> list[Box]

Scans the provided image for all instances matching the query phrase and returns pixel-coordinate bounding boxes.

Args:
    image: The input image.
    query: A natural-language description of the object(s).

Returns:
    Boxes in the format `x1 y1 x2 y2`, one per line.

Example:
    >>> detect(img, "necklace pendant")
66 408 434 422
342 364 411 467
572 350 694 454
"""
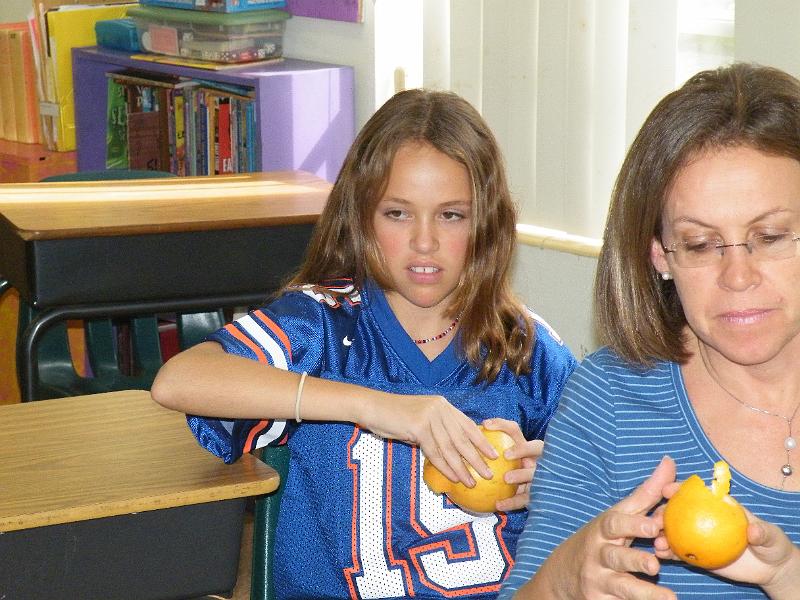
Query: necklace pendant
786 436 797 451
781 464 793 477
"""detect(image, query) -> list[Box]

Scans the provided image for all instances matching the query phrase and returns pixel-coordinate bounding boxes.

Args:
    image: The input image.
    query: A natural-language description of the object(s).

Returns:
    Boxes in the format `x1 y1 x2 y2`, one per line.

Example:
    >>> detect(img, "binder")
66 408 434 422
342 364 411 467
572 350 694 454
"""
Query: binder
0 24 27 142
39 3 133 151
8 28 42 145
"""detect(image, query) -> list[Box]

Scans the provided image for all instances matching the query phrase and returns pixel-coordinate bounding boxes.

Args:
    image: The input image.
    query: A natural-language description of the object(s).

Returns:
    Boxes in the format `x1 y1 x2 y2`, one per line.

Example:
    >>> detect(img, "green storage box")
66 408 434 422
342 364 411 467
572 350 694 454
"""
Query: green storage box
128 5 290 63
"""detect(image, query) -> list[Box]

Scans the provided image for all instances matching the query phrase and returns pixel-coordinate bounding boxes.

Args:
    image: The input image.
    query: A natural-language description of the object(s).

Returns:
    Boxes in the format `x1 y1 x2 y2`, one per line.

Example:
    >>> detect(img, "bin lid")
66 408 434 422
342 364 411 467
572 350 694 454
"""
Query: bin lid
128 5 291 25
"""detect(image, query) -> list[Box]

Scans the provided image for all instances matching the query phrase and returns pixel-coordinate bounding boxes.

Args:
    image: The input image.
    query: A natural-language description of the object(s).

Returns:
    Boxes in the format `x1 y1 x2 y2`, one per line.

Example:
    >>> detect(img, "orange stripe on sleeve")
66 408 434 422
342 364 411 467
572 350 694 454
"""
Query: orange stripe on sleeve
253 309 293 362
243 420 271 454
225 323 269 364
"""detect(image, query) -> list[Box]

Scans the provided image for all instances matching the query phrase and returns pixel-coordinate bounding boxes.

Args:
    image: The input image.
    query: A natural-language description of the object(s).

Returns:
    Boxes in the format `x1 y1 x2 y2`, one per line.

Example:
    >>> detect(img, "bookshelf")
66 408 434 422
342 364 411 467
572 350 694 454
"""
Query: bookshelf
71 47 355 182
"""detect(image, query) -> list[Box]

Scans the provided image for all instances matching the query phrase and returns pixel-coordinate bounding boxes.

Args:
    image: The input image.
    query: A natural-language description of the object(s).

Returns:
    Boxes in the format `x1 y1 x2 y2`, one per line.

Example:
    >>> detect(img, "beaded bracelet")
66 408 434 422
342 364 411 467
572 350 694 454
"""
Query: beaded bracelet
295 371 308 423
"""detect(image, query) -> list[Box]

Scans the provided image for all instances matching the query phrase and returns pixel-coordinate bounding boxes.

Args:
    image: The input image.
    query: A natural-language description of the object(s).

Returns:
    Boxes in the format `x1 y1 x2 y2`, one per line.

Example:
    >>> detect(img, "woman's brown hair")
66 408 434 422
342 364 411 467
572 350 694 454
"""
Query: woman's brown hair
596 62 800 366
287 88 531 382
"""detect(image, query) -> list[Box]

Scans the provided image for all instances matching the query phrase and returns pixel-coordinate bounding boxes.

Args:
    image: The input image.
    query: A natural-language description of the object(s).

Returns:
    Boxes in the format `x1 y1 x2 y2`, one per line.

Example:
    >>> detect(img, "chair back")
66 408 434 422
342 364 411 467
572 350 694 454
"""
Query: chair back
251 444 290 600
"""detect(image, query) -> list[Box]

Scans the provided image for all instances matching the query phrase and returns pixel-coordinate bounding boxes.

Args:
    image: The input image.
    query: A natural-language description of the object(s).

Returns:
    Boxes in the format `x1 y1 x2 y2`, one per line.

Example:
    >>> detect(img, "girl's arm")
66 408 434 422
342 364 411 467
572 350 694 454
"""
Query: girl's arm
151 341 497 485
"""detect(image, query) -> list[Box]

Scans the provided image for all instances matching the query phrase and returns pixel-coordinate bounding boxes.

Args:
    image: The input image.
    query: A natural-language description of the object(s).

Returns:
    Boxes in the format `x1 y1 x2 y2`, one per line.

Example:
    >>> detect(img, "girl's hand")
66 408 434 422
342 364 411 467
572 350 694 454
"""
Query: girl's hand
361 393 497 487
523 456 678 600
654 485 800 599
482 417 543 512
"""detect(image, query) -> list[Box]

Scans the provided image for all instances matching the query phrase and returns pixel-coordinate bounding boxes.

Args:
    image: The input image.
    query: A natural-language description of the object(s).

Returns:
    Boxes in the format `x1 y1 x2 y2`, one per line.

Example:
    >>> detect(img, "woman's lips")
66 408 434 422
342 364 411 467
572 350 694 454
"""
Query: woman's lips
719 308 772 325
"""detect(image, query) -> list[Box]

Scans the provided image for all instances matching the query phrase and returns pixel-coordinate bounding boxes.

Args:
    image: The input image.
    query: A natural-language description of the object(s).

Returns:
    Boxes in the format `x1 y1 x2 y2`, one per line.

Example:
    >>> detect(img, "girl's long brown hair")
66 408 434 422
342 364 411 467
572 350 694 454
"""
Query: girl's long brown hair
286 89 532 382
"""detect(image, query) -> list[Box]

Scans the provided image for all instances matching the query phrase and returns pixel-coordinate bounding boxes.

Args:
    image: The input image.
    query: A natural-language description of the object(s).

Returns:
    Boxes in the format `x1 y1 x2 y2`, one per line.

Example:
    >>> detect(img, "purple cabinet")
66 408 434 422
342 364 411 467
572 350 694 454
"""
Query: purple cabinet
72 47 355 182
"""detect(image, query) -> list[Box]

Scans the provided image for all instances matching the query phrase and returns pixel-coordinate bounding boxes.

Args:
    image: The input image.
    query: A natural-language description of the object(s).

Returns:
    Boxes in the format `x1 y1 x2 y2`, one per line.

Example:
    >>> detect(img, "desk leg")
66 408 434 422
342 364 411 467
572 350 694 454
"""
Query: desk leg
17 308 59 402
18 306 92 402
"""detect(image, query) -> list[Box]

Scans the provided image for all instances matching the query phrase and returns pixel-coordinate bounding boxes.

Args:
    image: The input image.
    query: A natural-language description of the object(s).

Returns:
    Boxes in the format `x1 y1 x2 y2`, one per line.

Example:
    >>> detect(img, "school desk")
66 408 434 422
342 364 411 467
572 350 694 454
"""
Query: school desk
0 389 279 599
0 171 330 401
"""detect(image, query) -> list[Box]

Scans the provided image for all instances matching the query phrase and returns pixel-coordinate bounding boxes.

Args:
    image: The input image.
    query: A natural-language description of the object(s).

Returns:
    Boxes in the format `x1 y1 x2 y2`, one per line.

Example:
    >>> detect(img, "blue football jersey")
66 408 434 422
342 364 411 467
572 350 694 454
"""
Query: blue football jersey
188 279 576 599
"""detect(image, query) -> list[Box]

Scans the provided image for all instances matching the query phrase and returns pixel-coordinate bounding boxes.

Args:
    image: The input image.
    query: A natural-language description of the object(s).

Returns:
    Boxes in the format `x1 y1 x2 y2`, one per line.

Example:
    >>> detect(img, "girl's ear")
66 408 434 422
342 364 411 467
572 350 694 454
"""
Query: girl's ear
650 236 670 274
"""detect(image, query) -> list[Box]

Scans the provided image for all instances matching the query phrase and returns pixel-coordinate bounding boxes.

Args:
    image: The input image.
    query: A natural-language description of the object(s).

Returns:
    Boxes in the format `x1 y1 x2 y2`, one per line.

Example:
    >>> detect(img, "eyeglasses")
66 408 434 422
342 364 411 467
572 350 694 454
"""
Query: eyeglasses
662 232 800 268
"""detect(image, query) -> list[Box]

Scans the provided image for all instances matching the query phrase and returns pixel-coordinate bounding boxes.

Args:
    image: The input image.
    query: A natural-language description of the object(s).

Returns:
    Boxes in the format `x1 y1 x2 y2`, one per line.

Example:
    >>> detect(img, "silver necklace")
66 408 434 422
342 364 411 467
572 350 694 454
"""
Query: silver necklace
699 343 800 489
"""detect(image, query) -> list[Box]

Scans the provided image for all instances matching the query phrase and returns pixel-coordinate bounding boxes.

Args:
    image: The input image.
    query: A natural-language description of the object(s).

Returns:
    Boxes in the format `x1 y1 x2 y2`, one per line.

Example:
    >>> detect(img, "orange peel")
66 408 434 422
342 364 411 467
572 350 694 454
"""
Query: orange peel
663 460 748 570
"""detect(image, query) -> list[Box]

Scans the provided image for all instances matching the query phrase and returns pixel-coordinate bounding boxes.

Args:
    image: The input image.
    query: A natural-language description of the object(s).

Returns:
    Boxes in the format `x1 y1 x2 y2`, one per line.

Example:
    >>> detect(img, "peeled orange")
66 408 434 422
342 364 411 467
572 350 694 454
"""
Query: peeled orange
663 461 748 570
422 426 521 513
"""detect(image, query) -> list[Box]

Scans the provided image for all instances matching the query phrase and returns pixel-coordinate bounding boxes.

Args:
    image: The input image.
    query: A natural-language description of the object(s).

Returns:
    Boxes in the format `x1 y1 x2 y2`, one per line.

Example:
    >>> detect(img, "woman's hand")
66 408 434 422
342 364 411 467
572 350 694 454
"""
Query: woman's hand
360 393 497 487
518 456 678 600
483 417 543 512
654 484 800 599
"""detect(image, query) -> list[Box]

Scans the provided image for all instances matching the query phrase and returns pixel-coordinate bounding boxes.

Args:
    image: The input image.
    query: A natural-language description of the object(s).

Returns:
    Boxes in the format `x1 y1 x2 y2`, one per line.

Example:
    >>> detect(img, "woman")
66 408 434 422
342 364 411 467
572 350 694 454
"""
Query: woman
499 63 800 599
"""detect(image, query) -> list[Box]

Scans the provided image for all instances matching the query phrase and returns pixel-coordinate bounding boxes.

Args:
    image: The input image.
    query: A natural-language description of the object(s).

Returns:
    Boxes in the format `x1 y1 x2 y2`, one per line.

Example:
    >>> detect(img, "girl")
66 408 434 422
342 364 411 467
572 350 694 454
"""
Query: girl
152 88 576 599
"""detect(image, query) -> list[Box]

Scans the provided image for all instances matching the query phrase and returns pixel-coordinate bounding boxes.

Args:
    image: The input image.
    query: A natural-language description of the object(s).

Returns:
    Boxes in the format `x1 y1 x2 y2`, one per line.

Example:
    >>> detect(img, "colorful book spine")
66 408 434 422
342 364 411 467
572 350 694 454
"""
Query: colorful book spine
196 90 208 175
173 90 186 176
218 97 233 174
247 100 258 172
105 77 129 169
184 89 197 176
231 98 240 174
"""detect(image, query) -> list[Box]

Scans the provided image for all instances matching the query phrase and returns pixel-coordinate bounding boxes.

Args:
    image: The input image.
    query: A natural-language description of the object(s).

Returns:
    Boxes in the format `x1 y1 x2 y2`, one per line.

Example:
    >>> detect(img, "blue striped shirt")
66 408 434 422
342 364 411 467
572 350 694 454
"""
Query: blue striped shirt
499 347 800 599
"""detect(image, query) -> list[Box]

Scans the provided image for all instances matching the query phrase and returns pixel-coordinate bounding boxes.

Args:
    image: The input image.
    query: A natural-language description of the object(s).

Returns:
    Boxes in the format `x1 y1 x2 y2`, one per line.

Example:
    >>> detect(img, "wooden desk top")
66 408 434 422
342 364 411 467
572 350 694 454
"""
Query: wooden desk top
0 171 331 240
0 390 279 533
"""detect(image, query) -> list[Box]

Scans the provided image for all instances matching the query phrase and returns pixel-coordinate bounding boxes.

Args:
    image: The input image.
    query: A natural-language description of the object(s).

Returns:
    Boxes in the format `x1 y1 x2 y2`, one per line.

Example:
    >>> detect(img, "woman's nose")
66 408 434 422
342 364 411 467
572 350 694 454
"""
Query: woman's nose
717 245 761 291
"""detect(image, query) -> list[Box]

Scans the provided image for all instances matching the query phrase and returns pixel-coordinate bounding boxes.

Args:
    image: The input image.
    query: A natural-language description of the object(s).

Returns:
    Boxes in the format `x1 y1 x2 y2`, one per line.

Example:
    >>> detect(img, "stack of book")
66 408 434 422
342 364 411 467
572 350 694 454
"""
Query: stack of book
106 71 260 176
0 23 42 145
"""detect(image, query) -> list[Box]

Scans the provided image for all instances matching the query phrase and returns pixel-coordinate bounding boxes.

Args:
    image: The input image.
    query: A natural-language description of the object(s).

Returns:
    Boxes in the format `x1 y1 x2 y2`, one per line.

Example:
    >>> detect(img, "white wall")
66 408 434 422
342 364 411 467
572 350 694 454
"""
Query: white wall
283 1 423 131
513 245 598 360
282 9 378 130
735 0 800 78
0 0 31 22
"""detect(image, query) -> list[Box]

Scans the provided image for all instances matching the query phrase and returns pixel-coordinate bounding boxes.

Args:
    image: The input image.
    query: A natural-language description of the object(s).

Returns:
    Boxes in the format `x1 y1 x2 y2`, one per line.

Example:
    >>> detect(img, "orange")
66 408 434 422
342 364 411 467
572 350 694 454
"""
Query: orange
663 461 748 570
422 426 521 513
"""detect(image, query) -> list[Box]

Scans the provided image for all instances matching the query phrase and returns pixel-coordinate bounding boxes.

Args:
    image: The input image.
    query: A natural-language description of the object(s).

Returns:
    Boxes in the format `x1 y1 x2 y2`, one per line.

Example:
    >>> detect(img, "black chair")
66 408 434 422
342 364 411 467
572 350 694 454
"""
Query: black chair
16 297 226 400
250 444 290 600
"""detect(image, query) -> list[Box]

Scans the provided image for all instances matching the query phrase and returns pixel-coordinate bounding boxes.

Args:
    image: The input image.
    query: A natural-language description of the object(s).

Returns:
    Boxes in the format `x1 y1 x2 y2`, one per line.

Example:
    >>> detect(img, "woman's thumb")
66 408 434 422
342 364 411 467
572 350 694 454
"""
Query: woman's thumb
615 455 676 515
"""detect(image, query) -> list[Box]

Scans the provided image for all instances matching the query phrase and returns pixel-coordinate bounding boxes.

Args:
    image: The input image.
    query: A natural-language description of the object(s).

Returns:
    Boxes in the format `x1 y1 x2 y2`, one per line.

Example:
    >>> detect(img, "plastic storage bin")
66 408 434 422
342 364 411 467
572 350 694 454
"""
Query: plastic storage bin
95 18 141 52
139 0 286 12
128 5 290 63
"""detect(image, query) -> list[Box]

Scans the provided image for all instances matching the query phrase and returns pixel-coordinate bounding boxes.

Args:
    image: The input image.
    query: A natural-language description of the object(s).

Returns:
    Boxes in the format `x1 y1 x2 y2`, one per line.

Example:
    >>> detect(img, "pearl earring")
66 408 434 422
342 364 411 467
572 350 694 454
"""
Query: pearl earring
660 272 673 281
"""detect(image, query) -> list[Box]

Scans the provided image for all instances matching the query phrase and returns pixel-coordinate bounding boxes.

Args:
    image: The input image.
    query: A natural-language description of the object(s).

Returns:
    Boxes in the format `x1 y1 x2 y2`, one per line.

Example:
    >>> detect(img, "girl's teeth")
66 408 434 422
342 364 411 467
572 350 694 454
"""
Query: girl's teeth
411 267 437 274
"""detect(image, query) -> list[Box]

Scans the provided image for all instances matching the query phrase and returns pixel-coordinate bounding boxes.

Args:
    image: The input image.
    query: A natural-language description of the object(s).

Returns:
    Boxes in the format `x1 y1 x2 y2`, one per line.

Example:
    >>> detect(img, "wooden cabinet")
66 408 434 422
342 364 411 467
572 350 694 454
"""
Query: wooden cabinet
71 47 355 182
